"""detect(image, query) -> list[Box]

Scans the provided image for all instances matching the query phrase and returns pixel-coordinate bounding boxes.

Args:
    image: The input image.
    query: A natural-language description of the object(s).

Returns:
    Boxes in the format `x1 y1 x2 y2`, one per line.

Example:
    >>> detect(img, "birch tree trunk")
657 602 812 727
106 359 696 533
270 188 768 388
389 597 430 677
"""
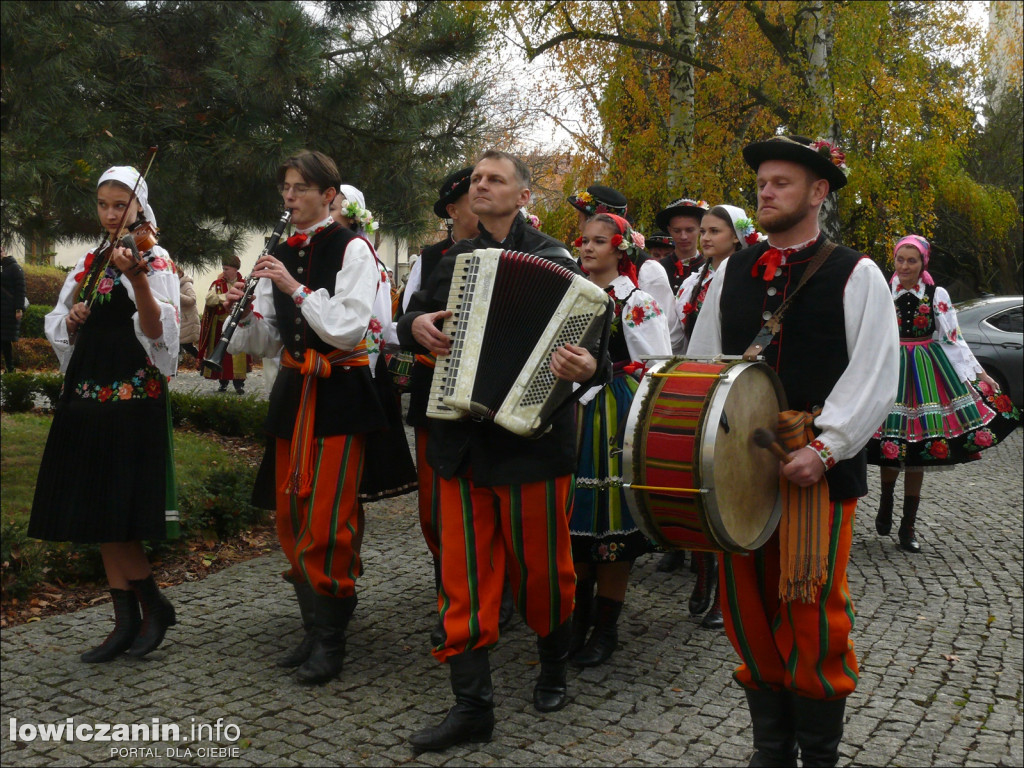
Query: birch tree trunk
666 0 697 193
797 1 842 240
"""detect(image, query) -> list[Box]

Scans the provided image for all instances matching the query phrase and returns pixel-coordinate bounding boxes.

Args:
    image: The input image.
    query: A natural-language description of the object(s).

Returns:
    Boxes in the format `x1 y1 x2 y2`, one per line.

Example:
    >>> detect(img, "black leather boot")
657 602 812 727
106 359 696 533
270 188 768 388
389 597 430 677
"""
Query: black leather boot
296 594 357 685
793 694 846 767
126 576 176 658
744 688 798 767
409 648 495 752
875 480 896 535
534 620 572 712
569 575 595 657
656 550 686 573
689 553 716 616
278 581 316 668
898 496 921 553
81 589 141 663
498 578 516 630
701 583 724 630
572 596 622 667
430 558 446 648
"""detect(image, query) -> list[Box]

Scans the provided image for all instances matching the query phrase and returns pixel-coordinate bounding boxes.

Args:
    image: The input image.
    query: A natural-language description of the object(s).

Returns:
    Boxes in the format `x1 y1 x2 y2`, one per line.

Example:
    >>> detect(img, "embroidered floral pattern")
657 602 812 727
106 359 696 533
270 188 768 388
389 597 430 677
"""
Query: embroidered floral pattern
881 440 901 460
809 438 836 469
623 296 662 328
74 368 164 402
924 439 950 460
293 285 312 306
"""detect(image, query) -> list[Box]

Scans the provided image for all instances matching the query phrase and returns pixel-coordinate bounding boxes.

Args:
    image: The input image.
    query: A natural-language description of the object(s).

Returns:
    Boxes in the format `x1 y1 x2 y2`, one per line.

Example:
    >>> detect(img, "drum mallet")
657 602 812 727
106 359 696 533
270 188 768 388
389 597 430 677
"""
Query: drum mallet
752 428 793 464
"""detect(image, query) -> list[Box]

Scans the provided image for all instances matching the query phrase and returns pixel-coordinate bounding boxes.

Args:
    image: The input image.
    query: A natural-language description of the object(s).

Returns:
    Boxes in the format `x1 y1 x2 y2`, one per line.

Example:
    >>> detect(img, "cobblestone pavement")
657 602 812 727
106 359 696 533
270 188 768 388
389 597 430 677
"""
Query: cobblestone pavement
2 390 1020 766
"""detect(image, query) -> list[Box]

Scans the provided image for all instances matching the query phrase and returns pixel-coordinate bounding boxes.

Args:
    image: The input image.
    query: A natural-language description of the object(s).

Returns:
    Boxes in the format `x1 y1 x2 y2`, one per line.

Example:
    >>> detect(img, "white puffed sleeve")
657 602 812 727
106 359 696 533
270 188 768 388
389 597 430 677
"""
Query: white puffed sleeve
44 259 85 373
639 259 685 353
122 246 180 377
932 286 984 383
623 288 673 362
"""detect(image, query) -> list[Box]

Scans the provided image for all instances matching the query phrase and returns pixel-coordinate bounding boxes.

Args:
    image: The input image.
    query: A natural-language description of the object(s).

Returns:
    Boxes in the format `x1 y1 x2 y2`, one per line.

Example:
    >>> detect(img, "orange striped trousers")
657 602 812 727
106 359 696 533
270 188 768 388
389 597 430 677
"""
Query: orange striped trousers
433 473 577 663
275 435 366 597
415 429 441 558
719 498 859 700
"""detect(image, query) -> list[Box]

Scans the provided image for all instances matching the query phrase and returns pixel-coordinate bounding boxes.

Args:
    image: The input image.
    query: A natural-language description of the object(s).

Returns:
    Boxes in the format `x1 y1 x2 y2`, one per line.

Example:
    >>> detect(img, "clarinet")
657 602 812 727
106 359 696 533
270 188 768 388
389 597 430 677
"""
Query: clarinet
201 210 292 374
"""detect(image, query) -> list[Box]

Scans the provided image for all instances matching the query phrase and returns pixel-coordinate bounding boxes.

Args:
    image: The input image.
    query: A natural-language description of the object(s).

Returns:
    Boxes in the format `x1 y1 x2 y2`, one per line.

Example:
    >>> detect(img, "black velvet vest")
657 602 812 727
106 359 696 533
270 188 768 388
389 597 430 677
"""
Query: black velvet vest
265 223 386 439
720 235 868 500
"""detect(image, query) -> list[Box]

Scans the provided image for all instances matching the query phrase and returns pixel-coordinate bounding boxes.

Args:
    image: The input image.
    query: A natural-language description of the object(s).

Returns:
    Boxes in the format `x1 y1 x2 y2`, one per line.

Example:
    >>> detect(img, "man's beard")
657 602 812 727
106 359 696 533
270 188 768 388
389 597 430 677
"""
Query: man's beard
758 205 809 234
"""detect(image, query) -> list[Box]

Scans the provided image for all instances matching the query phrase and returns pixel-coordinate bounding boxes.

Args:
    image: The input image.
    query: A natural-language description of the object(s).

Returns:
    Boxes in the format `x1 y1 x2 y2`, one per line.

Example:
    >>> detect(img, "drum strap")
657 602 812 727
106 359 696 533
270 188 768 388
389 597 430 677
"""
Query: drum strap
742 239 837 361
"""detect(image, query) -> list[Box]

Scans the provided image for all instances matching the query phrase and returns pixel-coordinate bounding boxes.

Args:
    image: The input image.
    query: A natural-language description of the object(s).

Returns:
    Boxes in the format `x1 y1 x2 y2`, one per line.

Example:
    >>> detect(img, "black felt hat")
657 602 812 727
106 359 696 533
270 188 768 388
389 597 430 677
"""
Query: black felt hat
646 231 675 249
742 134 849 193
433 166 474 219
654 197 710 232
567 185 628 216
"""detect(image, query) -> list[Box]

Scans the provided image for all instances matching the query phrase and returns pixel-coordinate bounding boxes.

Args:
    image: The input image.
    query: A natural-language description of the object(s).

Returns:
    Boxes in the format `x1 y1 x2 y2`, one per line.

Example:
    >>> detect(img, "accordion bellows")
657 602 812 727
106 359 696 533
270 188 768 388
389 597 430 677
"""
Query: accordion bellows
427 248 612 437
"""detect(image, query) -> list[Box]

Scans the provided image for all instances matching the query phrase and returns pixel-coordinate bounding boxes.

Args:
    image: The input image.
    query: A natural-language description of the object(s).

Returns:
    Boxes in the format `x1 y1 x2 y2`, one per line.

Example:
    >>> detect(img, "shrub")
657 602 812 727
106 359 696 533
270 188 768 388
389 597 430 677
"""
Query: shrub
23 264 69 308
169 391 268 438
11 339 59 372
0 372 37 412
19 305 50 339
178 467 268 542
33 373 65 410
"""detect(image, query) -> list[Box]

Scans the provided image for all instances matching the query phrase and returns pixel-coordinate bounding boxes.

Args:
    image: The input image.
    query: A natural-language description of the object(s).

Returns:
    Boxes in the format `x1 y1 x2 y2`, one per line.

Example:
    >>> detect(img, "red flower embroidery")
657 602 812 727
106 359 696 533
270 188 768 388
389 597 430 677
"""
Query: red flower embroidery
368 317 383 334
881 441 899 459
994 394 1013 413
913 315 929 329
936 301 949 313
928 441 949 459
631 305 646 325
682 302 696 317
974 429 993 447
917 304 930 314
97 386 113 403
151 257 167 271
145 378 162 398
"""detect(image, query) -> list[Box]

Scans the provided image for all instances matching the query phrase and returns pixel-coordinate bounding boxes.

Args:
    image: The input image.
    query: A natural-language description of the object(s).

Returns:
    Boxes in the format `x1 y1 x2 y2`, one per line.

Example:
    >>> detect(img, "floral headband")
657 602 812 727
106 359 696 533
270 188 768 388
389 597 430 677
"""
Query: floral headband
731 216 765 246
808 139 849 176
342 199 379 234
668 197 710 211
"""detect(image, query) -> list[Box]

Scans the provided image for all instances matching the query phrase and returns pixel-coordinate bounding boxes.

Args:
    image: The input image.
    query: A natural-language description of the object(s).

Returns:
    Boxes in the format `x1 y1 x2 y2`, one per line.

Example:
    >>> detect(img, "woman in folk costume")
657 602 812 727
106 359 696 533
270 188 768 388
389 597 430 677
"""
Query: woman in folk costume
867 235 1019 552
226 151 387 685
329 184 417 505
569 213 671 667
675 204 764 630
29 165 180 662
199 253 252 393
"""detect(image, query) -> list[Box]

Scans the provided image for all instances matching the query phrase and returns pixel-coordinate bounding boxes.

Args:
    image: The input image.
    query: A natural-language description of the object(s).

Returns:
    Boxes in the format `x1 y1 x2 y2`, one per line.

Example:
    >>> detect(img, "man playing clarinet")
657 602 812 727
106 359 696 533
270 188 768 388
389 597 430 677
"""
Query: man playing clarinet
688 134 898 767
225 150 386 686
397 149 609 752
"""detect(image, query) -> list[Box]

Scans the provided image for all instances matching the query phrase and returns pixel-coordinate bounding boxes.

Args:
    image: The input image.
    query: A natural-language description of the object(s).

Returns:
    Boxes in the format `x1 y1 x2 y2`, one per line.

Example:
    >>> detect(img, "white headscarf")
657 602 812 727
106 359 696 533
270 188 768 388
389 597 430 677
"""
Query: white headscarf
714 204 763 247
337 184 365 211
97 166 157 228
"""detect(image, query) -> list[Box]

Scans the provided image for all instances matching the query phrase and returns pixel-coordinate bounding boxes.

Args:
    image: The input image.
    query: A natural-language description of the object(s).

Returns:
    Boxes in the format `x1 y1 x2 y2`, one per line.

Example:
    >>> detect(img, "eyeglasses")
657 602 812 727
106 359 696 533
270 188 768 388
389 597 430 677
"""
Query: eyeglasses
278 183 320 196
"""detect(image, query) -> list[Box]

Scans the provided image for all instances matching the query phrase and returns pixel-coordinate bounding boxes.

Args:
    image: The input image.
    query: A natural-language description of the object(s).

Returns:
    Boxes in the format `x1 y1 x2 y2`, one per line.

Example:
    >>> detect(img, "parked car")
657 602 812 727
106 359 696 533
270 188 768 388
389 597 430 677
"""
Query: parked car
955 295 1023 408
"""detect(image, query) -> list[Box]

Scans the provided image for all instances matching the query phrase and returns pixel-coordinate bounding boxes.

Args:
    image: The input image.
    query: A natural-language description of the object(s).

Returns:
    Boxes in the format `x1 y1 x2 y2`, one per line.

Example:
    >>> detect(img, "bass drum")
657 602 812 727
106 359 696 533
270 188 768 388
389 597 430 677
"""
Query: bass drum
622 357 787 553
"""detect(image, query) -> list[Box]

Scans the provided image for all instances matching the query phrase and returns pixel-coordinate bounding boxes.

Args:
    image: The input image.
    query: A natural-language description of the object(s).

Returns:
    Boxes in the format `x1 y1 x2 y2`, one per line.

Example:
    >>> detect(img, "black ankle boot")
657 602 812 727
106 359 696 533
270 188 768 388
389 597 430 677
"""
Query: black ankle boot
701 585 724 630
534 620 572 712
656 550 686 573
126 576 176 658
278 581 316 668
793 694 845 767
81 589 141 663
689 553 716 616
409 648 495 752
745 688 798 767
297 594 357 685
498 578 515 630
429 558 446 648
875 480 896 535
569 576 595 657
572 596 622 668
898 496 921 553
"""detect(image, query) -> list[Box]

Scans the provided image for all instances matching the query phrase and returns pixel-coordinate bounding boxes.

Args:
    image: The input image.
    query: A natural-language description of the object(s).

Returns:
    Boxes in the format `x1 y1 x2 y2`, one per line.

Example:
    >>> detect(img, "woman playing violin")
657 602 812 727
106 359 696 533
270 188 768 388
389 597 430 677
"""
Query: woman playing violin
28 166 181 663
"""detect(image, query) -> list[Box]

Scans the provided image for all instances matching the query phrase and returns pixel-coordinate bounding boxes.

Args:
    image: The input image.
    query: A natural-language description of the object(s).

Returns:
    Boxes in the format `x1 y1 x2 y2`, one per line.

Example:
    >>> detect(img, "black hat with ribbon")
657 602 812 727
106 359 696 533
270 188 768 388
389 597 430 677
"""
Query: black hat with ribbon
646 231 675 249
742 134 849 193
654 197 710 231
567 185 628 217
433 166 474 219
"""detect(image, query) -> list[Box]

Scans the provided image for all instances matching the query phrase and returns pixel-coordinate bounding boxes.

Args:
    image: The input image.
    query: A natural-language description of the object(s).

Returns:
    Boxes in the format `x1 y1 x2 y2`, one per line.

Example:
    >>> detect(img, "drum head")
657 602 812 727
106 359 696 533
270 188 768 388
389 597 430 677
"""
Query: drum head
697 362 786 551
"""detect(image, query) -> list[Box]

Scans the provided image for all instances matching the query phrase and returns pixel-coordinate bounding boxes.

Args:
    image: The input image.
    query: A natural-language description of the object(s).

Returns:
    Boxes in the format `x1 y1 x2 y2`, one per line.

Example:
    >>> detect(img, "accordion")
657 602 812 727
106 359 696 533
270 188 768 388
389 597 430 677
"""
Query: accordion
426 247 612 437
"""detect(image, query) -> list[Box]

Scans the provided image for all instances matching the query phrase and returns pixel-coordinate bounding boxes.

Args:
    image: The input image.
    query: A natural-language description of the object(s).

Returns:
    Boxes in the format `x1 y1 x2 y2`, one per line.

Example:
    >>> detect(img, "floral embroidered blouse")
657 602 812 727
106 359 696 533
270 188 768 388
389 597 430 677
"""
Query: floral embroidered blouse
675 258 728 354
45 245 181 377
892 281 984 384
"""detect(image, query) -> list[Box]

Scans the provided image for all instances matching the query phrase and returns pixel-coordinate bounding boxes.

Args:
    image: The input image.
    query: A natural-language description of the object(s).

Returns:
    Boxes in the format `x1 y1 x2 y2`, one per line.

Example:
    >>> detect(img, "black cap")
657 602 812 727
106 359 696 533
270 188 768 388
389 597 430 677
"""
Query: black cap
433 166 474 219
646 231 675 249
742 134 848 193
567 184 628 216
